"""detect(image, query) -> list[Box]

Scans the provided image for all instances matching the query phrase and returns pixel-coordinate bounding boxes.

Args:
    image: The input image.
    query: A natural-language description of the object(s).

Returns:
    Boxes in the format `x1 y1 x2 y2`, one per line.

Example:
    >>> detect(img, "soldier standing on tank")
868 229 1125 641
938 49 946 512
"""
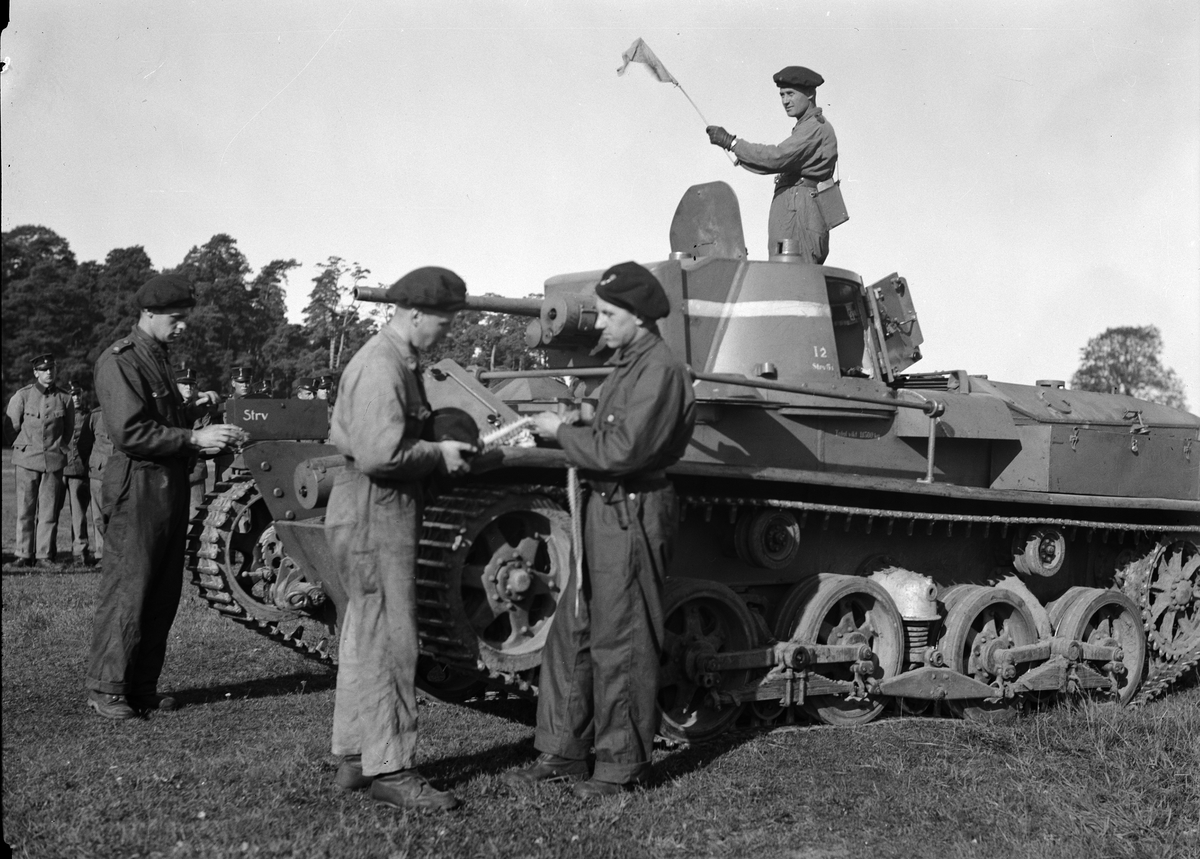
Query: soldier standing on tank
4 353 74 568
85 274 243 720
87 399 114 563
325 267 475 812
502 262 696 798
61 381 97 565
706 66 838 262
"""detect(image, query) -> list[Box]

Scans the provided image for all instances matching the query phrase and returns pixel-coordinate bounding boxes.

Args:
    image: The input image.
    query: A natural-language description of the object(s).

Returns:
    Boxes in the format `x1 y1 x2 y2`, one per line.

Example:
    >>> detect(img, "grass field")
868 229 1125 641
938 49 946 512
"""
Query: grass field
3 449 1198 859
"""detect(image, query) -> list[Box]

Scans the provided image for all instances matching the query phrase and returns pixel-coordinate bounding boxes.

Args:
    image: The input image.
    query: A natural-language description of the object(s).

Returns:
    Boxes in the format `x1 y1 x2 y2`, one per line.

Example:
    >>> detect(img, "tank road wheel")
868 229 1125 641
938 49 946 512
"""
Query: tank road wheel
443 494 572 676
940 585 1038 724
1053 588 1146 704
658 579 760 744
774 574 904 726
188 480 335 662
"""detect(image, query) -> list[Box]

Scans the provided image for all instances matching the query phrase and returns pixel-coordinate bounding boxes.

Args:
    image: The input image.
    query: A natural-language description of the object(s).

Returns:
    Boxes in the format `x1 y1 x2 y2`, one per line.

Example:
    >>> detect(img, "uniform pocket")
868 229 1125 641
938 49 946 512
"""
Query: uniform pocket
353 549 380 595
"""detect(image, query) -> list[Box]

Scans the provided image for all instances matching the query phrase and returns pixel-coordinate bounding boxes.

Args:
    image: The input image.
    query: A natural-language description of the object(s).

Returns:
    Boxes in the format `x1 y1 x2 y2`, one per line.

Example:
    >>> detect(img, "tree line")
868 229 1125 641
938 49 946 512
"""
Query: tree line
2 225 1189 413
1 226 540 405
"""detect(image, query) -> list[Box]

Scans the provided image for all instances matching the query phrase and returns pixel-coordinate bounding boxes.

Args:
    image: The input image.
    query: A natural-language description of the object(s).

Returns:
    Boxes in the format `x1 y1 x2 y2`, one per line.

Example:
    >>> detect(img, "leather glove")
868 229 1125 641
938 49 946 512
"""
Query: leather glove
706 125 735 150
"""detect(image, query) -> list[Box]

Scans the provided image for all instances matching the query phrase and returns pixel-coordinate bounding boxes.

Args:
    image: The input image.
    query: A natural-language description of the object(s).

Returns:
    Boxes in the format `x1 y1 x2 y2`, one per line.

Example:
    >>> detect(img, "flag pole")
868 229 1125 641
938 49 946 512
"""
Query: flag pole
674 83 737 165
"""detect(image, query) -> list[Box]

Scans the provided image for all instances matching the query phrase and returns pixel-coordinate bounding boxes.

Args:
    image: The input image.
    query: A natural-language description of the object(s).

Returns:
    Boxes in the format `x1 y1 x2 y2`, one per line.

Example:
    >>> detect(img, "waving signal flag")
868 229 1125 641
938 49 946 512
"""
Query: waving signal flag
617 38 679 85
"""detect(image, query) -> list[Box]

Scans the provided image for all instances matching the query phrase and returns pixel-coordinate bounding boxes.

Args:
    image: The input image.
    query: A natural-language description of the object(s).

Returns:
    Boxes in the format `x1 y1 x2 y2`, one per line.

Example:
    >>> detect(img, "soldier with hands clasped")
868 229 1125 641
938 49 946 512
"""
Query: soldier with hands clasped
5 353 74 567
502 262 696 798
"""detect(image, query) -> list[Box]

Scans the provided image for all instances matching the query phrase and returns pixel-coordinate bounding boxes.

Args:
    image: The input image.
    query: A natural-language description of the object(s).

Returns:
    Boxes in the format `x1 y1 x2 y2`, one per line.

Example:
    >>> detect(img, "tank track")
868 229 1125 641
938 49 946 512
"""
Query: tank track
188 477 1198 709
186 478 336 665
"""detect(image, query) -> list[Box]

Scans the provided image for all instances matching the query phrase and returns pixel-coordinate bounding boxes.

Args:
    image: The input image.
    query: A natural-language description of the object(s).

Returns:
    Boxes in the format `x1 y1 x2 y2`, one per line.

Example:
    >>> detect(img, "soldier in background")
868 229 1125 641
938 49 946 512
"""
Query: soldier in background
87 398 114 563
61 381 97 565
316 373 335 402
4 353 74 567
229 367 253 399
176 364 214 520
294 378 316 400
214 367 253 483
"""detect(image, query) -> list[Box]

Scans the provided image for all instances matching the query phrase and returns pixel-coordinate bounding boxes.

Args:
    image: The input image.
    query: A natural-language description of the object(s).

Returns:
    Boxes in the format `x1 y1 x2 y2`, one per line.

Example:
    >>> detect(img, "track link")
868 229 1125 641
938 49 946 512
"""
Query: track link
186 479 336 665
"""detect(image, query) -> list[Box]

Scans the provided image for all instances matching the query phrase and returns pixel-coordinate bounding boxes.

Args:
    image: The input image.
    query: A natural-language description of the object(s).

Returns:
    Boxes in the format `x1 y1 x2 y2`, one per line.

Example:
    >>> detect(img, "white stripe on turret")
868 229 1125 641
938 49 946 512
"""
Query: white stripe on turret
685 300 831 318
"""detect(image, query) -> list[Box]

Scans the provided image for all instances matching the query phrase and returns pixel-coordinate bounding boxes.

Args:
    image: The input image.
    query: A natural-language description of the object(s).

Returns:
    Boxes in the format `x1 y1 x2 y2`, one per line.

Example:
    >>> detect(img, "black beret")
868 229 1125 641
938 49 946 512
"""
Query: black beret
136 274 196 310
595 261 670 320
385 266 468 311
773 66 824 90
426 407 480 446
31 353 55 369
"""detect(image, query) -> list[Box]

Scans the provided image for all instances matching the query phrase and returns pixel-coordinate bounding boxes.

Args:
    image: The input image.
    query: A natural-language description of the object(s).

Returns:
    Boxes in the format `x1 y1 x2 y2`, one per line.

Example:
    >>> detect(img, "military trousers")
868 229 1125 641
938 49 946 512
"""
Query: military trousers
13 465 64 560
86 454 189 697
64 476 92 556
88 477 106 560
534 484 677 784
325 471 423 777
768 184 829 263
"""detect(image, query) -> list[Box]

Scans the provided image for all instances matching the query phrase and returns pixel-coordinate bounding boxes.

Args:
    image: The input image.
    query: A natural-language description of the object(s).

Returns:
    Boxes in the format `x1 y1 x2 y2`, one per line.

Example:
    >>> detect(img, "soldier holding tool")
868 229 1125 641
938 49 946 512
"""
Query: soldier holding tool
503 261 695 798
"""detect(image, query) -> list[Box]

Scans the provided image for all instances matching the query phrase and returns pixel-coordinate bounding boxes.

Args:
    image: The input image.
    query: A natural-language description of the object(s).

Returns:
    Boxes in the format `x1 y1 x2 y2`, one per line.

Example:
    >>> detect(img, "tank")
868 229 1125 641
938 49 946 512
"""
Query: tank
186 181 1200 740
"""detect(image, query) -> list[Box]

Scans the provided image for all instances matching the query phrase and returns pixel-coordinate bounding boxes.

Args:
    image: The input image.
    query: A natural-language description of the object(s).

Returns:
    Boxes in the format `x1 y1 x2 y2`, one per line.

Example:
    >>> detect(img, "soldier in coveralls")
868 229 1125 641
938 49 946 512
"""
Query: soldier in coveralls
503 261 696 798
706 66 838 262
85 275 241 720
326 267 474 812
4 353 74 567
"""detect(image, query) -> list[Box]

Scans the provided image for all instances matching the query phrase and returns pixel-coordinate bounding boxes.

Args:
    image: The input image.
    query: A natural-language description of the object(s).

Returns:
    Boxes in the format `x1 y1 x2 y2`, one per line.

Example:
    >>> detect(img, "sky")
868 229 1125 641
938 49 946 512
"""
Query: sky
3 1 1198 409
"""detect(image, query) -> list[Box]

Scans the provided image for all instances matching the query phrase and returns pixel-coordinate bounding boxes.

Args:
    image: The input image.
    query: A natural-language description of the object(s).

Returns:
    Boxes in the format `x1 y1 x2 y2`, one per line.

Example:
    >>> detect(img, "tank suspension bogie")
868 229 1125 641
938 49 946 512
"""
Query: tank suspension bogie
1012 526 1068 577
770 574 906 726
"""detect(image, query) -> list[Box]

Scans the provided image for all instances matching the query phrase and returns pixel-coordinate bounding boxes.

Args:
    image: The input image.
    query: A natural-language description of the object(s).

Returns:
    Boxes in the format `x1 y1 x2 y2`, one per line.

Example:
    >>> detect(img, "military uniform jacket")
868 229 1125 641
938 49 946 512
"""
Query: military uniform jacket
557 331 696 480
732 105 838 192
328 324 441 481
5 383 74 472
64 406 93 478
94 326 200 463
88 409 114 478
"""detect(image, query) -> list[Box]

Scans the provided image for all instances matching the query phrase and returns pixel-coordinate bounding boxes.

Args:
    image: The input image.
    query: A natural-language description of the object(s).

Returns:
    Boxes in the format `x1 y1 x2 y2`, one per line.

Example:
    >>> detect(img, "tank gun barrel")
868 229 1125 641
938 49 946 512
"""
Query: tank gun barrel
352 286 544 317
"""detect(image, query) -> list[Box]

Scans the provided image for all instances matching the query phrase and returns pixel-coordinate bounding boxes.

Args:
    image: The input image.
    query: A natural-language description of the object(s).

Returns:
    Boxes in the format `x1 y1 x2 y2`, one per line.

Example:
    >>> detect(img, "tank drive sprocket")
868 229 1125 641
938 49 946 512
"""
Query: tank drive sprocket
1126 537 1200 705
187 479 337 664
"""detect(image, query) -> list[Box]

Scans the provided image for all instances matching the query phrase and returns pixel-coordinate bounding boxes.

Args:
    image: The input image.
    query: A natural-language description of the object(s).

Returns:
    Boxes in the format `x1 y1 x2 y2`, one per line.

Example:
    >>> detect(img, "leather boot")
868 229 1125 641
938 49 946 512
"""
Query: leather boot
572 777 642 799
501 753 590 789
129 693 178 714
87 691 138 720
369 770 459 811
334 754 373 791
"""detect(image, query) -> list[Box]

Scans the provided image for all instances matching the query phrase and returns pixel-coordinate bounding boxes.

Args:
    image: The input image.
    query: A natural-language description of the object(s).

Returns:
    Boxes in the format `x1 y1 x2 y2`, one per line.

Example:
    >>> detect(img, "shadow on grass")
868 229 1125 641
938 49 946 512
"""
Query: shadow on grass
169 670 338 707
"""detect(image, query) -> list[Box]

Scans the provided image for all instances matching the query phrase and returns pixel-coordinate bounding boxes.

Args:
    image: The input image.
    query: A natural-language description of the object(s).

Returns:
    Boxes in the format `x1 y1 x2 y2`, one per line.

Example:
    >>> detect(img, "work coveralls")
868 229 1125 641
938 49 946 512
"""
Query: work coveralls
5 383 74 561
62 405 94 558
86 326 205 698
87 409 113 560
732 105 838 262
536 330 696 785
325 325 442 777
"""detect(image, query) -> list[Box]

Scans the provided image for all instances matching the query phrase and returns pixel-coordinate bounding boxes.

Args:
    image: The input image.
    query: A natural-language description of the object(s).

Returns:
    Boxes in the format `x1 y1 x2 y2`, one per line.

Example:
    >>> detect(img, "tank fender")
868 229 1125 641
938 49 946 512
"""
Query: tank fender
892 391 1020 440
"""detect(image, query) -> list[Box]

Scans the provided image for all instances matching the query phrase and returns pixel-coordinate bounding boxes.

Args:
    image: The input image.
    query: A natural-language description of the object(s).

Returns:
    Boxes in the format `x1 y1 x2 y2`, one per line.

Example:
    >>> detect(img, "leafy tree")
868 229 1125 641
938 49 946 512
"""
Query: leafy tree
1070 325 1188 411
88 246 156 362
303 257 380 375
1 226 82 401
423 294 546 371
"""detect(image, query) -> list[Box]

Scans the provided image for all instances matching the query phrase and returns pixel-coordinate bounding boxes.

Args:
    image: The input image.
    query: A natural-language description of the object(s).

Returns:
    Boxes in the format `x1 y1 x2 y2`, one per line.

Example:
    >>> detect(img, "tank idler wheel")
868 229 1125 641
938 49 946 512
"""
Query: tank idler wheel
658 579 761 744
774 574 905 727
1052 588 1146 705
940 585 1039 724
413 656 487 705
